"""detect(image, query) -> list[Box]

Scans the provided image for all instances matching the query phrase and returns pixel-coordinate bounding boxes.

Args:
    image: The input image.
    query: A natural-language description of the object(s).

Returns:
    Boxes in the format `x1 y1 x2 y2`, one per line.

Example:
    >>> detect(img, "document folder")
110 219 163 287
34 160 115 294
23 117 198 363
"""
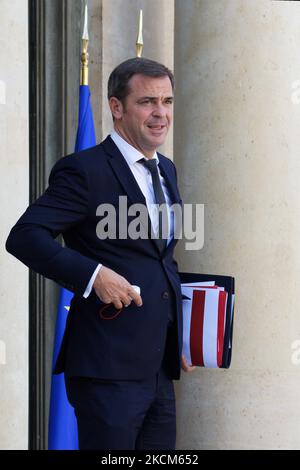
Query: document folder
179 272 235 369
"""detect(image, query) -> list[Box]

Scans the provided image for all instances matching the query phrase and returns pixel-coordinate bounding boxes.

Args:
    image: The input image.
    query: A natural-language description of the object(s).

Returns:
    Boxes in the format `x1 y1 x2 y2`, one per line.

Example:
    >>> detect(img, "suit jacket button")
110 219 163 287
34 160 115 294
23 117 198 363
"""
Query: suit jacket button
162 291 169 300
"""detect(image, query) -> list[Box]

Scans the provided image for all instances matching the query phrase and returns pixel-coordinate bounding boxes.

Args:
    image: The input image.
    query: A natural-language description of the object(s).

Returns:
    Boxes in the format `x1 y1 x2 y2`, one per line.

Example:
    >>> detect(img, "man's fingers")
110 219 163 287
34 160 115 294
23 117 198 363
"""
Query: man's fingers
112 299 123 310
181 354 196 372
128 287 143 307
93 269 143 308
120 294 132 307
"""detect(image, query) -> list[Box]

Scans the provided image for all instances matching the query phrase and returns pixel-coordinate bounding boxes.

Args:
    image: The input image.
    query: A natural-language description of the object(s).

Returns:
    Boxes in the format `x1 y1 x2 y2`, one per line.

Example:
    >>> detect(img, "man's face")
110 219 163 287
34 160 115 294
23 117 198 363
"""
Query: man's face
109 74 174 158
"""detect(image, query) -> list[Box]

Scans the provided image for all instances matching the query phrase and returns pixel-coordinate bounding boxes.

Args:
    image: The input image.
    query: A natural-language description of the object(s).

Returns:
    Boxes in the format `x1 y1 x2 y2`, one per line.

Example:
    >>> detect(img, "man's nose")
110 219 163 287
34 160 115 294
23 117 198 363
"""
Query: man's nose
152 103 166 117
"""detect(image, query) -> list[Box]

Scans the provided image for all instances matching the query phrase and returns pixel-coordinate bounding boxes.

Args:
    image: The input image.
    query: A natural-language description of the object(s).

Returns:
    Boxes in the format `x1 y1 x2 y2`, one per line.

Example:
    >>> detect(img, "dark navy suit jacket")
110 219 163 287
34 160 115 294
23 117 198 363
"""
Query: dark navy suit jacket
6 136 183 380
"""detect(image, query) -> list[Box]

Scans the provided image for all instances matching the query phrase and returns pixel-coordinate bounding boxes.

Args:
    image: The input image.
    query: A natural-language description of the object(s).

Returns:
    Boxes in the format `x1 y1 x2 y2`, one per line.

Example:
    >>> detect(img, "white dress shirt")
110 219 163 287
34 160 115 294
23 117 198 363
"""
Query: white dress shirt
83 130 174 298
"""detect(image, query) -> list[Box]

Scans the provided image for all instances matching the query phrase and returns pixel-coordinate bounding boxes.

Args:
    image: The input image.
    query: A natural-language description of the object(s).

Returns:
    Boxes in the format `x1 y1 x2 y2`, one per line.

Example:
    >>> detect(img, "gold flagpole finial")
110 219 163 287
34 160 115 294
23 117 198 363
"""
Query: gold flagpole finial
80 4 89 85
136 9 143 57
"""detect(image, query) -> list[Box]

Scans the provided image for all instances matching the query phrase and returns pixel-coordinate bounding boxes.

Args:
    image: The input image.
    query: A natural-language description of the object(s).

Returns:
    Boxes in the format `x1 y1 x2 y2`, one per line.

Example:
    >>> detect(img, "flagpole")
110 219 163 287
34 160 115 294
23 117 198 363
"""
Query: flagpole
81 4 89 85
136 9 143 57
48 2 95 450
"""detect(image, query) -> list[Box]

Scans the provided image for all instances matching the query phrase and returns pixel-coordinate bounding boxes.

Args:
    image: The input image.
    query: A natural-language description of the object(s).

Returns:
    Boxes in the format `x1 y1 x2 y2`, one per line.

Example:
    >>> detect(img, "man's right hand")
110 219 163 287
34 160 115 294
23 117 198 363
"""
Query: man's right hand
93 266 143 310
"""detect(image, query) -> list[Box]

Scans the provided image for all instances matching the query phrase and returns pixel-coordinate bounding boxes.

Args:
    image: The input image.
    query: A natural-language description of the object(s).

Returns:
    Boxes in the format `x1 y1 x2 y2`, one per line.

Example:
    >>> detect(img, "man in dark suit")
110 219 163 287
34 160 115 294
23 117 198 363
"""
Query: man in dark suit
6 57 195 450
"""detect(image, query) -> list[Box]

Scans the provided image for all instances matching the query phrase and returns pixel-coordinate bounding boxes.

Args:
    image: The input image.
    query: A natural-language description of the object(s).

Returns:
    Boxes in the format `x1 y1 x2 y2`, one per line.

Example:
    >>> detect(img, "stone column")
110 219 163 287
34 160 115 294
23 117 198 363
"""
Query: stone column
174 0 300 449
0 0 29 450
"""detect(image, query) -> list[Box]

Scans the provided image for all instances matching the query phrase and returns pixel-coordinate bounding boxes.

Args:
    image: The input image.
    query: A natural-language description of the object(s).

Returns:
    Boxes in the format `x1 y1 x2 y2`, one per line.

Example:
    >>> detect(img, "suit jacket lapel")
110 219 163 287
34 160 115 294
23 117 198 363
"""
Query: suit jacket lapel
158 153 183 253
101 136 181 255
102 136 147 207
102 136 160 253
157 154 181 206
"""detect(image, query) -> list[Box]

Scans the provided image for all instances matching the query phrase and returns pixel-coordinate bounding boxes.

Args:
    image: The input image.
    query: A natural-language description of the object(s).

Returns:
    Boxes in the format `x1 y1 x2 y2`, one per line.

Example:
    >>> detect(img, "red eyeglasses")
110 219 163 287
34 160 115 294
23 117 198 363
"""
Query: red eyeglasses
98 302 124 320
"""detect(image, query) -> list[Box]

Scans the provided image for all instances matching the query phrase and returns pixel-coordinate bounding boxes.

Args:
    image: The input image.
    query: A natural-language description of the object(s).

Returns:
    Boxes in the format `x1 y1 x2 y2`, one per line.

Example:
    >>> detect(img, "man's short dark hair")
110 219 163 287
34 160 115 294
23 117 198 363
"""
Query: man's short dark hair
107 57 175 103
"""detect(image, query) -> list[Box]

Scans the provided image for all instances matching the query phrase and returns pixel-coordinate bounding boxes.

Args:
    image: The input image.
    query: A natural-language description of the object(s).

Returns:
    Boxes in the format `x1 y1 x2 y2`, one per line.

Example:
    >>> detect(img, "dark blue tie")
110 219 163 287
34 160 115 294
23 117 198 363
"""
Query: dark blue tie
139 158 169 253
139 158 174 326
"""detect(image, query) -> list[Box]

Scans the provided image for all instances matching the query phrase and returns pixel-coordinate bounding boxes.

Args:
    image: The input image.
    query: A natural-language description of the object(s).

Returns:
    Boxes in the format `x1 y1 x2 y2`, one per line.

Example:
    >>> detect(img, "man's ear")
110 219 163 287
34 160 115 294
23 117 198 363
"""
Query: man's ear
109 97 124 120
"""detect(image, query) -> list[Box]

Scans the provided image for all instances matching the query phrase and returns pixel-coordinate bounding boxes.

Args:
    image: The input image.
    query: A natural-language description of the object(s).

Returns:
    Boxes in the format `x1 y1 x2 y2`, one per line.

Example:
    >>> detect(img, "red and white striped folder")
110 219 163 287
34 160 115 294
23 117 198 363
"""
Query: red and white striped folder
180 276 235 369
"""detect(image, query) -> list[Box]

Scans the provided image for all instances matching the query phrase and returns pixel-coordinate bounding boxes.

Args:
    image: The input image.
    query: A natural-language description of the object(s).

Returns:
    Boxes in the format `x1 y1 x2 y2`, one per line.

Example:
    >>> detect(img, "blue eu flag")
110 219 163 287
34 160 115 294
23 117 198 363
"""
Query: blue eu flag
48 85 96 449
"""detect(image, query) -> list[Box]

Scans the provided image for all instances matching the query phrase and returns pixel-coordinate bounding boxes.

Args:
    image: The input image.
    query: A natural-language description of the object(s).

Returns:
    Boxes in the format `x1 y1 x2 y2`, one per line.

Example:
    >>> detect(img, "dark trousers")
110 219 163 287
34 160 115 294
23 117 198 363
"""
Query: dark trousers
65 352 176 450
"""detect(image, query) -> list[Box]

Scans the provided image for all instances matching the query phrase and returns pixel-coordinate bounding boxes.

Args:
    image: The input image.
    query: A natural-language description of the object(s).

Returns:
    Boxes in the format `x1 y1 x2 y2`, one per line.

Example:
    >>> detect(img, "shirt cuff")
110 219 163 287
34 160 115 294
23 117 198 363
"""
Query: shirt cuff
83 264 103 298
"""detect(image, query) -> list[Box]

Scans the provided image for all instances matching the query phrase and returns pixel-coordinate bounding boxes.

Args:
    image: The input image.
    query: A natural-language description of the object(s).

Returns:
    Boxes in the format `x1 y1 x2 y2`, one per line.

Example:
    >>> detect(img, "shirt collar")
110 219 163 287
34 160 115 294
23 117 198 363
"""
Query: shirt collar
110 130 159 167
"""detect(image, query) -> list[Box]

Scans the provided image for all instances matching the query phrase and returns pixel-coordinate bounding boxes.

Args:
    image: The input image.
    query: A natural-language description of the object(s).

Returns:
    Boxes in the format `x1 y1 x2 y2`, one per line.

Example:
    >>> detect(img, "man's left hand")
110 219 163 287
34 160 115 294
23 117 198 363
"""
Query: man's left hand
181 354 196 373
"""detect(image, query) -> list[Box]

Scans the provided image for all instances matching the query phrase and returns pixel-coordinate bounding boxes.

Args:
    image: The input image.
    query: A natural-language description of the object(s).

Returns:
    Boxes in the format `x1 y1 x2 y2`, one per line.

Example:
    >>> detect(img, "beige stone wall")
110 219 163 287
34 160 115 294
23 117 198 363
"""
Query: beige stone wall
174 0 300 449
0 0 29 450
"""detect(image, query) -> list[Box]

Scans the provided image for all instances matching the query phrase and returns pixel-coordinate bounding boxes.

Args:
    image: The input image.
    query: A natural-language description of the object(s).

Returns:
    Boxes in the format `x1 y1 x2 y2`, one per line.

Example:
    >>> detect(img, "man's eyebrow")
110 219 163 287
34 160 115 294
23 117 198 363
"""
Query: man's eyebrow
137 96 174 101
